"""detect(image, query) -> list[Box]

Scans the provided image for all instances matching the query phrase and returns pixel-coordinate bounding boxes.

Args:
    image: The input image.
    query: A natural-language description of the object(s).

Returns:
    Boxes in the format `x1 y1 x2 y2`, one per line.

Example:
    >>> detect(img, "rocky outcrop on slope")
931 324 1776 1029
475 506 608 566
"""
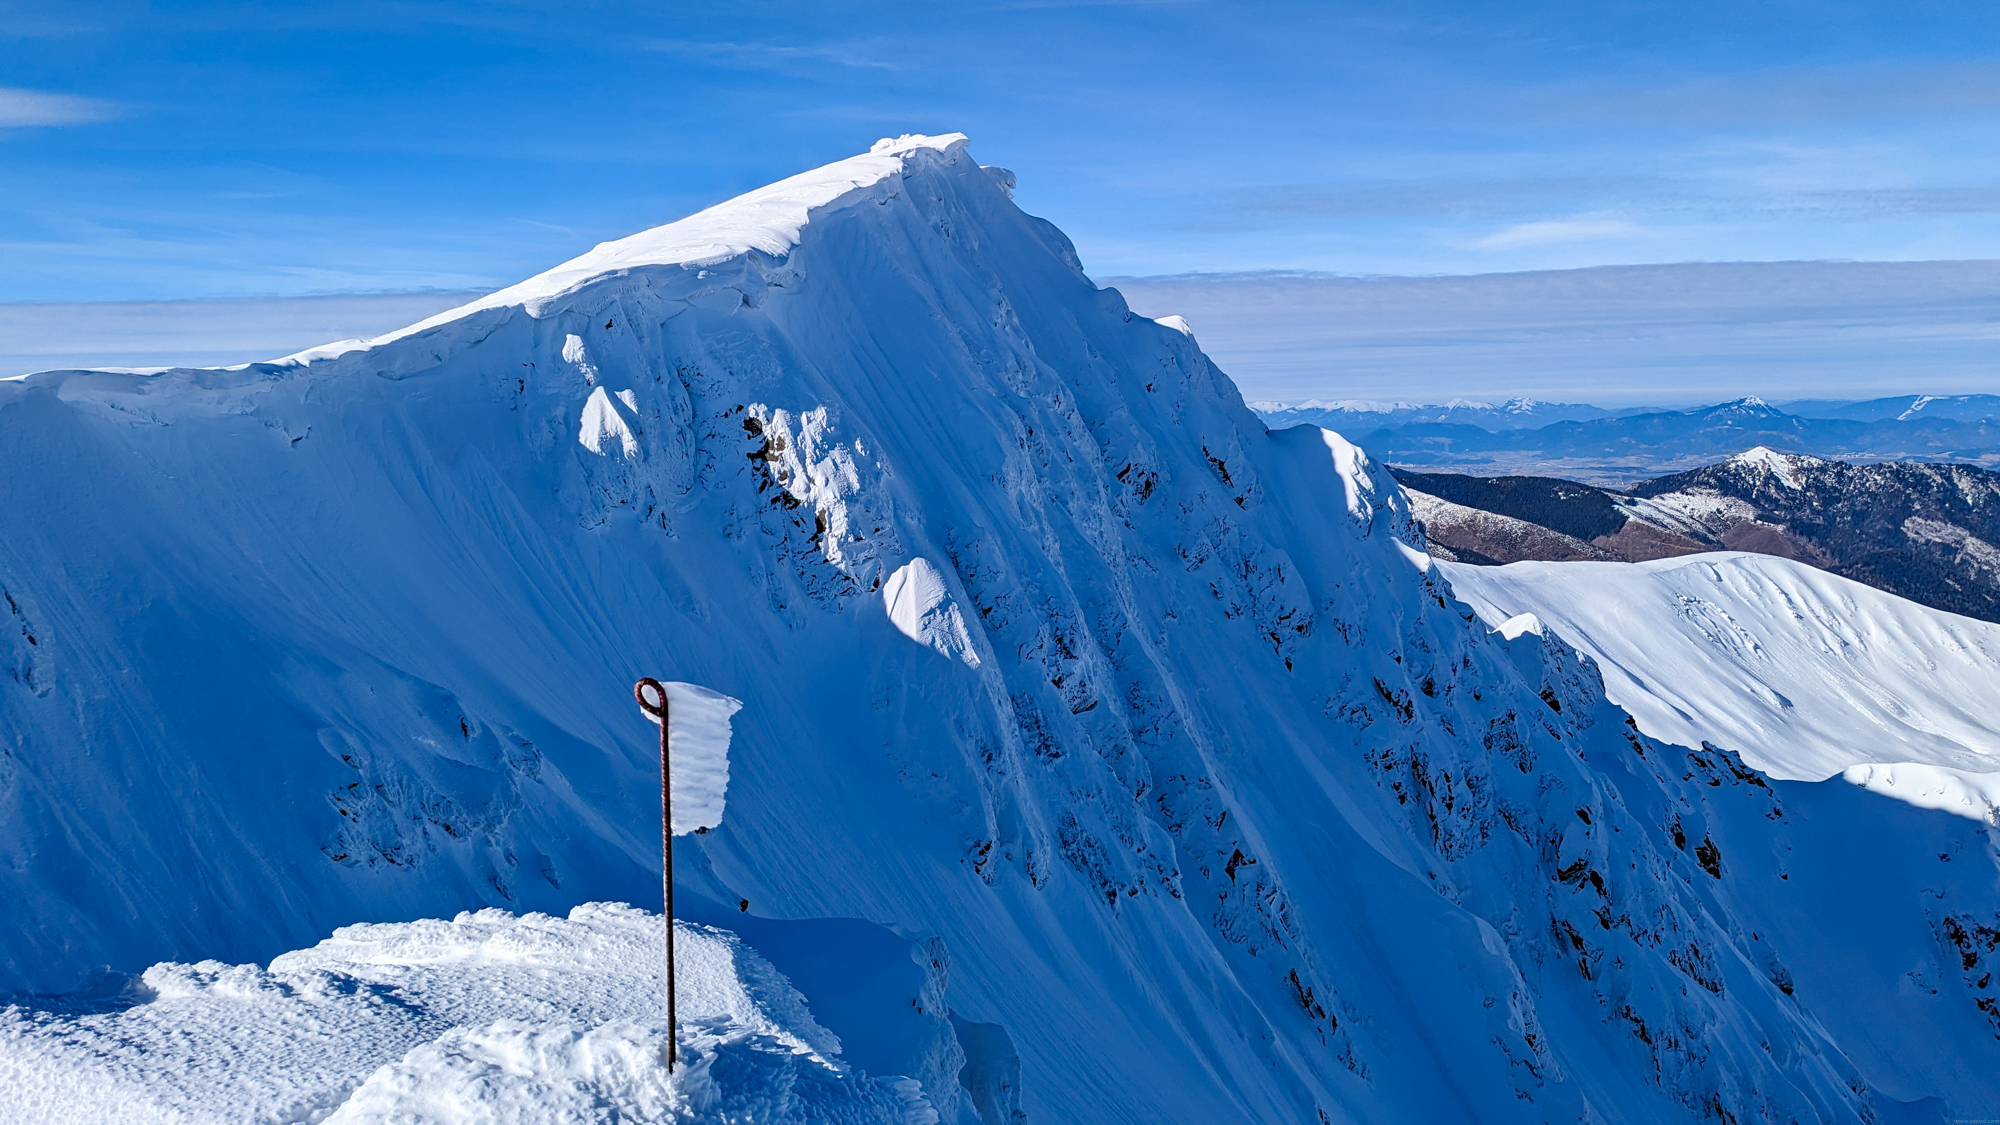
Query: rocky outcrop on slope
1395 469 1710 565
1631 448 2000 622
1401 488 1615 564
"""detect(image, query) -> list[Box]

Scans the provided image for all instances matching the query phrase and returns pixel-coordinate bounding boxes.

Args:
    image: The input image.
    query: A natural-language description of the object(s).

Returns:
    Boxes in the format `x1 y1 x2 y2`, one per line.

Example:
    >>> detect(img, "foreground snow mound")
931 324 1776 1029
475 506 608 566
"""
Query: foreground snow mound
1441 552 2000 821
0 903 934 1124
6 133 2000 1120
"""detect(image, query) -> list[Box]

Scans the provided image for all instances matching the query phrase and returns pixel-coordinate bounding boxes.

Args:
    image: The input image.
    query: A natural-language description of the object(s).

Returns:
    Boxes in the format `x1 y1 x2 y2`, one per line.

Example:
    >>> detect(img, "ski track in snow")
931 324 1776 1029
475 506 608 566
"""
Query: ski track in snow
4 133 2000 1121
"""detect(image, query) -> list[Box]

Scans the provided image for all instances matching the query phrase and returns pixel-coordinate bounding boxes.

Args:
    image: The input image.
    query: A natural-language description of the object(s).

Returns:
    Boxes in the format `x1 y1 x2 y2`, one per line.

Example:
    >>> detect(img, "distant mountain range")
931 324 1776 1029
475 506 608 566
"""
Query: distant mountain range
1397 448 2000 623
1249 397 1630 430
1255 395 2000 484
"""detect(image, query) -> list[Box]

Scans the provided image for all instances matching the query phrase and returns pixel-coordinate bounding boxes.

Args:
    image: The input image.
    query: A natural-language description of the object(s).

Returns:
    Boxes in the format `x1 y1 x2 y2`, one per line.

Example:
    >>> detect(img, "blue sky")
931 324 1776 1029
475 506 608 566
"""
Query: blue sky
11 1 2000 302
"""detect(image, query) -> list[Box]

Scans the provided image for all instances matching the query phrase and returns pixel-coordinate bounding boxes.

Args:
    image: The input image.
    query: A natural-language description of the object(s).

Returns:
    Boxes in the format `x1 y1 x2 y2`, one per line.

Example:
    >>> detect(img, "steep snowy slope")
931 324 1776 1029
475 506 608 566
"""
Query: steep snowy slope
5 134 2000 1121
1440 552 2000 821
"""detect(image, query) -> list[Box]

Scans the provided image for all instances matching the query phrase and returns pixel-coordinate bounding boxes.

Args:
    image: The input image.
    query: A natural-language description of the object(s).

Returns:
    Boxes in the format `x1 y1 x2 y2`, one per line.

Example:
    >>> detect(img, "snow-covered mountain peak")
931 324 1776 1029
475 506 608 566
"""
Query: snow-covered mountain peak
280 132 979 365
1702 395 1788 419
1725 444 1817 487
8 134 2000 1120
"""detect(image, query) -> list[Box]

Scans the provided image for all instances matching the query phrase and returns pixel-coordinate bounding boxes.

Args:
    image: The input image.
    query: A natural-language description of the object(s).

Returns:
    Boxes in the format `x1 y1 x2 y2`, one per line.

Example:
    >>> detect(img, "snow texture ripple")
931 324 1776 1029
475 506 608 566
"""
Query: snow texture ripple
0 904 935 1124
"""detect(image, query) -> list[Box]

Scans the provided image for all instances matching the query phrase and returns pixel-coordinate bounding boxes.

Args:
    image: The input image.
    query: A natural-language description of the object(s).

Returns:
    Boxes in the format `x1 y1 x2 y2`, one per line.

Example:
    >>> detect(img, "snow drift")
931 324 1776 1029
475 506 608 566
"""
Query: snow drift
0 903 936 1124
4 134 2000 1121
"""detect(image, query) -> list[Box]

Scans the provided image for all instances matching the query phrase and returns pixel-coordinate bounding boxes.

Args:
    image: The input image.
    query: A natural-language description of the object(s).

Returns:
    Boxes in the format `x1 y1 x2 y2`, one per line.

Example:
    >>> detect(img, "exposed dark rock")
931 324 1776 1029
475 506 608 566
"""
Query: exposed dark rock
1396 448 2000 624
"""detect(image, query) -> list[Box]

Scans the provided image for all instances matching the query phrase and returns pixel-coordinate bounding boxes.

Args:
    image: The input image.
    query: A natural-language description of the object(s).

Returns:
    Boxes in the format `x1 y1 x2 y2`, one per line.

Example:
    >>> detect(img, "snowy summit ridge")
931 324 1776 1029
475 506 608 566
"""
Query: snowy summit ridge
288 133 980 364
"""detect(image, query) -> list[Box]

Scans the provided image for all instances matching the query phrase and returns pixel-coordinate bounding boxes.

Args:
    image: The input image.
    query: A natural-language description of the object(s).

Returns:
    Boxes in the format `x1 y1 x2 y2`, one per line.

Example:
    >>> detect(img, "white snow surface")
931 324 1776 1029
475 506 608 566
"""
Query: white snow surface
6 135 2000 1121
639 682 743 835
1441 552 2000 821
1726 445 1806 489
0 903 934 1124
881 558 979 668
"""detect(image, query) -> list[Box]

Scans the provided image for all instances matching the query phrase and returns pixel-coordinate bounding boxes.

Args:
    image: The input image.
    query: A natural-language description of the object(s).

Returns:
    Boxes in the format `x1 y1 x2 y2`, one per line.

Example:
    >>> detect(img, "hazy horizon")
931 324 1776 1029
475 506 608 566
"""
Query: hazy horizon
13 258 1997 407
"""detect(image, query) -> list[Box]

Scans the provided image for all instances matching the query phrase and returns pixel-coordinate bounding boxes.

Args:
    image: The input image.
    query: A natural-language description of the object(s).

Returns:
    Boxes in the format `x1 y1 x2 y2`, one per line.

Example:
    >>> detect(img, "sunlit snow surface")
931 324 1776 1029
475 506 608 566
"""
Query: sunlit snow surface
0 904 933 1125
280 134 973 367
1442 552 2000 821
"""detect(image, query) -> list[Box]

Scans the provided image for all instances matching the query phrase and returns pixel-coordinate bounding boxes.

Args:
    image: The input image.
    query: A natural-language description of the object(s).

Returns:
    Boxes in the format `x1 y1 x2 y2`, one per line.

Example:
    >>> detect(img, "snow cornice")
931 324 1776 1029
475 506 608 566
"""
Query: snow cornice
278 133 974 366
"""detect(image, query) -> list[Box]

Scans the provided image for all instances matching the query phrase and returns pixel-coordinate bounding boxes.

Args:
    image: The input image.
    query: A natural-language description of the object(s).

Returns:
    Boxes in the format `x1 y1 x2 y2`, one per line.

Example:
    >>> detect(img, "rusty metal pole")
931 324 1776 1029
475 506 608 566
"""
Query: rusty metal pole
633 677 676 1071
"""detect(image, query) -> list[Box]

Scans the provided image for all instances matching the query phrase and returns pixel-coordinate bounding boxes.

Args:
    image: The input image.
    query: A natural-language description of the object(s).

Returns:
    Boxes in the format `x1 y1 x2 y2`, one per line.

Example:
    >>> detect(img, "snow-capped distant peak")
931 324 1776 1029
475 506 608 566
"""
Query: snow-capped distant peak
1705 395 1782 416
1441 397 1495 410
1728 445 1813 488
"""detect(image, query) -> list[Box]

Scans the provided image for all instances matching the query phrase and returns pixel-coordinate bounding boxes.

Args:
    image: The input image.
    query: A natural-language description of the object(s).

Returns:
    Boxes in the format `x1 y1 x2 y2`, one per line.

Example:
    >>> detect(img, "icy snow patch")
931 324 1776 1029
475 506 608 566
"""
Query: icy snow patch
637 683 744 835
562 333 600 386
1841 762 2000 826
0 904 931 1125
1392 537 1434 574
882 558 979 668
1442 552 2000 822
1153 314 1194 338
1317 427 1377 523
579 386 640 459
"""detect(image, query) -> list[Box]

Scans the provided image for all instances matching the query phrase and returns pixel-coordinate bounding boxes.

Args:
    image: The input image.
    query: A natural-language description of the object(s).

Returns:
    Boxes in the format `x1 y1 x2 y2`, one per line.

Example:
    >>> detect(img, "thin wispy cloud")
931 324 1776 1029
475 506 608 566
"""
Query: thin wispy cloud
1498 63 2000 129
1221 176 1660 219
1107 261 2000 405
645 38 897 72
1474 217 1644 250
0 87 120 128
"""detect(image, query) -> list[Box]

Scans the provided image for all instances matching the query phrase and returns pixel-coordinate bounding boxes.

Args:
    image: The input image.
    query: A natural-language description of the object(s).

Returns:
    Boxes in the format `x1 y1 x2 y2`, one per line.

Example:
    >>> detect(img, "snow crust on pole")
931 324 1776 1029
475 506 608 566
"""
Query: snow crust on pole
641 682 744 834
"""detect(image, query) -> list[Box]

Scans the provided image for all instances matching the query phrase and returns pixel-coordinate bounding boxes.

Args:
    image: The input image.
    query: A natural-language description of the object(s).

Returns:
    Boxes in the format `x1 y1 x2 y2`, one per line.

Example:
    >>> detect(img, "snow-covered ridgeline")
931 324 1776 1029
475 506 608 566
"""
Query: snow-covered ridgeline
282 134 983 366
3 134 1999 1120
1439 552 2000 822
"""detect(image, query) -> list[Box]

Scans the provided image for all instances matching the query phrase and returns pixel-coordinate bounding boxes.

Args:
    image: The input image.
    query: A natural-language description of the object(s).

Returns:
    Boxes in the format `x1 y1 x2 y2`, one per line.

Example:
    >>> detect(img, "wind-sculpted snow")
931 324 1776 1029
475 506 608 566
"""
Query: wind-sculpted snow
4 135 2000 1120
0 904 938 1123
648 682 742 835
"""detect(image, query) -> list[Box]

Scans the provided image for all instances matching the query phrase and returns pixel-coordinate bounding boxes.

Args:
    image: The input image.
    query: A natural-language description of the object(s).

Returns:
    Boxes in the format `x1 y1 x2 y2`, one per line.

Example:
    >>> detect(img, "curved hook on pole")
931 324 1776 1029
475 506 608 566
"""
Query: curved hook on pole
635 677 669 724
